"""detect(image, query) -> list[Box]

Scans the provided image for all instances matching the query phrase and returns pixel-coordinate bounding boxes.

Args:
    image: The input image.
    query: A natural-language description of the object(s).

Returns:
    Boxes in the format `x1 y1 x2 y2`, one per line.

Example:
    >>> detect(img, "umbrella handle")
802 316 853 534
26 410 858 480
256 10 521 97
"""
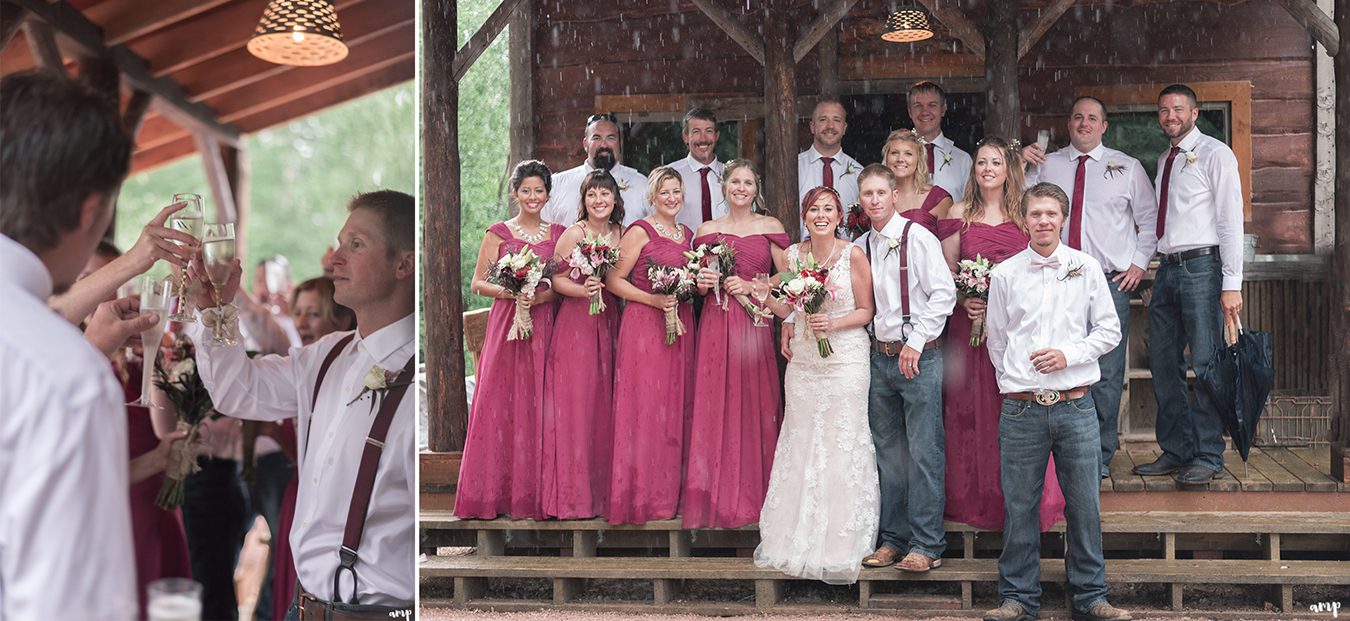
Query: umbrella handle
1225 318 1240 346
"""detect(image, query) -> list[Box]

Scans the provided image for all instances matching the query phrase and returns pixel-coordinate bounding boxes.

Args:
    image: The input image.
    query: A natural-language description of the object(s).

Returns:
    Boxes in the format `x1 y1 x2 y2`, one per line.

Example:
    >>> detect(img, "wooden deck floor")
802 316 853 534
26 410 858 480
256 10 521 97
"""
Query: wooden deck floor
1102 445 1344 493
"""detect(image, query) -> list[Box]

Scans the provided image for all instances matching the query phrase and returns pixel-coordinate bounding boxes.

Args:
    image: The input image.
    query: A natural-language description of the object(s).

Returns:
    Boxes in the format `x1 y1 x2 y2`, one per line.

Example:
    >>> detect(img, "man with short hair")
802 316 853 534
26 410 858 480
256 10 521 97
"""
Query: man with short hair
852 164 955 574
191 190 417 619
908 81 972 202
543 114 649 225
1023 96 1158 478
1133 84 1244 486
984 183 1126 621
797 99 862 235
0 70 140 619
667 108 726 232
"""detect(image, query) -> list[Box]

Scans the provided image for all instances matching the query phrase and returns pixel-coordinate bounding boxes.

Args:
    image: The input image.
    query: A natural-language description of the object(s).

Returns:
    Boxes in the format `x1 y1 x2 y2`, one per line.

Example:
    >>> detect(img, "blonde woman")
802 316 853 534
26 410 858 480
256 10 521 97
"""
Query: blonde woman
882 129 954 235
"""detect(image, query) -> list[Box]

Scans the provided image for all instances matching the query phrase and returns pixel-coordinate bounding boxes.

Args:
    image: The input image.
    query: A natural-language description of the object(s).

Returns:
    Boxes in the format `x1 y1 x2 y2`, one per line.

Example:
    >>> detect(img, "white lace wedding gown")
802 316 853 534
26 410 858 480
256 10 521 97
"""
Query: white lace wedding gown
754 244 879 585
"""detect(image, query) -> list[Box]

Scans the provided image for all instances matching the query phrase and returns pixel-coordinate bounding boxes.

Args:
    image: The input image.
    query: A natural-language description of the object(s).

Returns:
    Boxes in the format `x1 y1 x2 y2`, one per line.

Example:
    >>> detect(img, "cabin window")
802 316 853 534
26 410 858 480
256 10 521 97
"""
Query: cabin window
621 121 742 174
1099 103 1231 181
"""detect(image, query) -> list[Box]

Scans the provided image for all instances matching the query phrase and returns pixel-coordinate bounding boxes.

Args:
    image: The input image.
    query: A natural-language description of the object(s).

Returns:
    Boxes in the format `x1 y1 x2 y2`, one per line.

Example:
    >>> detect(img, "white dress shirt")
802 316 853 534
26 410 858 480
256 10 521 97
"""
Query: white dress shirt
797 146 862 236
985 243 1122 394
192 314 416 605
542 162 650 227
1026 143 1159 272
854 215 956 351
927 133 973 204
0 235 137 620
1154 127 1245 290
667 154 726 233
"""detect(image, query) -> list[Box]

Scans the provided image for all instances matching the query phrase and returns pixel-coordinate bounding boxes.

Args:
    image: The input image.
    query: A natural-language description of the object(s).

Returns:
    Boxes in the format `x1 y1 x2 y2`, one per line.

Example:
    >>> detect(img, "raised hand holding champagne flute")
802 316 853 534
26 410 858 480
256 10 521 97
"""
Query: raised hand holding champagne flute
129 276 176 408
167 193 205 322
201 223 237 345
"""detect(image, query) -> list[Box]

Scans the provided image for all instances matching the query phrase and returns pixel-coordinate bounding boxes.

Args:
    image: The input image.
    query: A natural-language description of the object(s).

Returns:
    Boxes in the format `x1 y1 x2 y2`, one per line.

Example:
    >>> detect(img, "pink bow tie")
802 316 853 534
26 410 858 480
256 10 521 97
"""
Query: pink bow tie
1029 254 1061 270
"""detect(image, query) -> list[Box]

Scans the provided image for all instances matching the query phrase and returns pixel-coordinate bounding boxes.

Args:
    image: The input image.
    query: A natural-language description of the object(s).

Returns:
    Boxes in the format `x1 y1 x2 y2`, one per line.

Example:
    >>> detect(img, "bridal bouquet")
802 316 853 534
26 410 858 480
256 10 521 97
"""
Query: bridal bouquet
684 240 738 310
843 203 870 240
955 255 995 347
645 259 697 345
773 256 837 358
153 336 214 509
486 247 555 340
566 233 620 315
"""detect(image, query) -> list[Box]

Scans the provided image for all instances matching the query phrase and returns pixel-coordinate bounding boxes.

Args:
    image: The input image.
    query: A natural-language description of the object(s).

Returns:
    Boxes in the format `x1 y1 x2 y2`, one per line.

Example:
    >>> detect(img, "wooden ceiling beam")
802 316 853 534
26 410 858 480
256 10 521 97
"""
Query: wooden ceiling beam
689 0 765 65
452 0 524 82
914 0 986 60
1018 0 1076 59
123 88 152 136
1 2 26 49
84 0 233 45
22 19 64 69
1271 0 1338 56
792 0 861 63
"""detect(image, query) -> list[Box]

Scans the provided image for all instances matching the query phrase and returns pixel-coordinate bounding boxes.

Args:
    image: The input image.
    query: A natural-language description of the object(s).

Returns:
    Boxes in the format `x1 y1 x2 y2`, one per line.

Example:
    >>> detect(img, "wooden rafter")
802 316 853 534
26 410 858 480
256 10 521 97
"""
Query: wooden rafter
8 0 240 146
193 132 237 223
1 2 25 49
1018 0 1075 59
83 0 232 46
689 0 765 65
22 19 63 69
1271 0 1339 56
451 0 524 82
915 0 986 60
122 89 152 136
78 53 120 110
792 0 860 62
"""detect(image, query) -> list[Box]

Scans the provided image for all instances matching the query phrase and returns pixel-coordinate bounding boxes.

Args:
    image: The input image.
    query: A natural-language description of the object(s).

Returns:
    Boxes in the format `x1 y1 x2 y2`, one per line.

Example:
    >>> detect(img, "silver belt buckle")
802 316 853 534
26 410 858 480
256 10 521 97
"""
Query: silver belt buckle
1033 389 1062 406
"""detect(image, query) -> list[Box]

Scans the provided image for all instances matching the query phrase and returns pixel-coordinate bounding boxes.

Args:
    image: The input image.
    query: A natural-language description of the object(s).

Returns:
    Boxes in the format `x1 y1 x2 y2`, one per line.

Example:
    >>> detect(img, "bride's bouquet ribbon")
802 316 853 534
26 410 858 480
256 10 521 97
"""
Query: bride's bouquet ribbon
486 247 555 340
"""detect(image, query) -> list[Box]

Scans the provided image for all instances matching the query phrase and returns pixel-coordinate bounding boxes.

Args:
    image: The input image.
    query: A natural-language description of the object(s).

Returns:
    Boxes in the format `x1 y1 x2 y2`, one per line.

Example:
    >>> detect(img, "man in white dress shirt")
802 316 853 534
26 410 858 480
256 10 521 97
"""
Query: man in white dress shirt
1133 84 1245 486
852 165 956 573
797 99 862 236
191 191 416 618
0 71 139 620
667 108 726 232
983 183 1126 621
543 113 649 226
1023 96 1159 478
908 81 972 203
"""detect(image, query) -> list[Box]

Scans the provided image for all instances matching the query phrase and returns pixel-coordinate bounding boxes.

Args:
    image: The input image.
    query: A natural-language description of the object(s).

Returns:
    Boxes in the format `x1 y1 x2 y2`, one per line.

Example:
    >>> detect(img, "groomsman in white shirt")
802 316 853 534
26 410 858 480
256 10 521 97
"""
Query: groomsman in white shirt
797 99 862 236
908 81 972 203
667 108 726 233
984 183 1126 621
191 191 416 618
1132 84 1244 486
852 165 956 573
1022 96 1158 478
0 70 141 621
544 113 649 226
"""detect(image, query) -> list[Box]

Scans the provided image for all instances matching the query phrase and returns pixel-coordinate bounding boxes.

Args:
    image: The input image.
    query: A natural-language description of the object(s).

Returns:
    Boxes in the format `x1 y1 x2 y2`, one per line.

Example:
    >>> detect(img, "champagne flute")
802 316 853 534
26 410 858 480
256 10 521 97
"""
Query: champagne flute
117 277 145 361
129 277 175 408
167 194 204 322
752 272 771 327
202 223 237 345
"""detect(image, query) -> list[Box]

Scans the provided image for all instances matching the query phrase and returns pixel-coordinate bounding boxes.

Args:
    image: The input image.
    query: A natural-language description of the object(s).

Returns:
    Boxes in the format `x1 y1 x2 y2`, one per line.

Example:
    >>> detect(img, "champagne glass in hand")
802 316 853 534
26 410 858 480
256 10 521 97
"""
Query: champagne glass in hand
752 272 771 327
202 223 237 345
129 277 175 408
166 194 204 322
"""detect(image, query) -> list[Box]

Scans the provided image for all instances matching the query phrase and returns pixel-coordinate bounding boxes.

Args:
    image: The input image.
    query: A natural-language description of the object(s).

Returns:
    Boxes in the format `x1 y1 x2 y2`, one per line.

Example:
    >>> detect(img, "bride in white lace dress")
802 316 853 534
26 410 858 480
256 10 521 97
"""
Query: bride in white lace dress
754 186 878 585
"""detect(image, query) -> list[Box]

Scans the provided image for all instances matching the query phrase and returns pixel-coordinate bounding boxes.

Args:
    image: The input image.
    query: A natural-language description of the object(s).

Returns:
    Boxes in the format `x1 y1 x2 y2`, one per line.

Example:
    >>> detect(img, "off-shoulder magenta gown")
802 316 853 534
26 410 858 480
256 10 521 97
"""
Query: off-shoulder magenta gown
897 186 951 237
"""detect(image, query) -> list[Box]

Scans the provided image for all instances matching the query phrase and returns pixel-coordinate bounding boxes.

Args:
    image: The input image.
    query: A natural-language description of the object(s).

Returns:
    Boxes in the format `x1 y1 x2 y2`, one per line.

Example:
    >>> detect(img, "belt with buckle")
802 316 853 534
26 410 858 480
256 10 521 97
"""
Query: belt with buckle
871 337 940 357
1005 386 1090 406
296 588 394 621
1159 245 1217 265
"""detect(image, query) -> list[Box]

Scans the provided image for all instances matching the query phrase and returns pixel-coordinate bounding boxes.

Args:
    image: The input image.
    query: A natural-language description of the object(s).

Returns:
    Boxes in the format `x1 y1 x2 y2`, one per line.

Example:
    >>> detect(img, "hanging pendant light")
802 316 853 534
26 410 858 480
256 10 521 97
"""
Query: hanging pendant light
247 0 349 66
881 8 934 43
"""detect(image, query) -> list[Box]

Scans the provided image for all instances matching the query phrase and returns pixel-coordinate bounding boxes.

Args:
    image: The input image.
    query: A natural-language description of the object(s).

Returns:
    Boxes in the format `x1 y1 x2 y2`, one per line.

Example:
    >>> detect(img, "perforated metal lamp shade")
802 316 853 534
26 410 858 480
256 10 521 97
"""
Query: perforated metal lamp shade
247 0 349 66
881 9 934 43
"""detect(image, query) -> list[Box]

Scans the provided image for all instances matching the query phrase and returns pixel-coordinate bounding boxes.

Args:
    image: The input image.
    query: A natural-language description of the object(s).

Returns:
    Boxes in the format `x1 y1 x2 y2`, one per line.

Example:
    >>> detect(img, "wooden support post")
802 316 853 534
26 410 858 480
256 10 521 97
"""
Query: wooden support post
963 532 975 559
453 577 486 604
791 0 860 63
572 530 597 557
424 0 469 452
690 0 765 65
122 90 153 136
23 19 63 69
1 2 25 49
754 579 784 610
1164 532 1176 559
476 530 505 556
507 0 535 219
452 0 525 82
763 0 798 240
817 27 838 99
1273 0 1340 55
858 579 871 608
193 132 238 223
668 530 691 558
653 578 679 605
1277 584 1294 612
222 144 249 268
983 0 1019 140
1170 584 1183 610
961 581 973 609
1329 0 1350 484
1264 532 1281 560
553 578 582 604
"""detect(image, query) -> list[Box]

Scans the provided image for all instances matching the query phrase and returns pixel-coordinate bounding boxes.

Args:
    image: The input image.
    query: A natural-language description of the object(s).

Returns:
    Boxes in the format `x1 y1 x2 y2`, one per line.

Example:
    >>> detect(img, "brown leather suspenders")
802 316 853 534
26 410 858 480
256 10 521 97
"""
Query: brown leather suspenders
864 220 917 340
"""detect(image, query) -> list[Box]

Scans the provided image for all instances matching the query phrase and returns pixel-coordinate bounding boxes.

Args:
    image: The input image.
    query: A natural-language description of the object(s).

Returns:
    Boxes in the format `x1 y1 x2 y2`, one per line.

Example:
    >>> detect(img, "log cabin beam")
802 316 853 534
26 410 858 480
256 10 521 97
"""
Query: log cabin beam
915 0 985 60
817 27 838 98
690 0 765 65
508 0 535 217
78 53 119 110
451 0 524 83
763 0 797 238
193 132 237 223
222 144 249 269
424 0 468 452
1272 0 1339 56
1018 0 1075 59
7 0 241 146
984 0 1019 140
1 2 26 50
22 19 64 69
83 0 232 45
1328 0 1349 459
792 0 860 63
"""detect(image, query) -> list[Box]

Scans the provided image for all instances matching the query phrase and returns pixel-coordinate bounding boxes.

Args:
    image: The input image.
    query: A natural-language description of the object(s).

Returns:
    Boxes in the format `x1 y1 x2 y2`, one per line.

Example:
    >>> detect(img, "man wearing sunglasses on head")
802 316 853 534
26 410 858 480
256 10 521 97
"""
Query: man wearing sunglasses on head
542 113 650 226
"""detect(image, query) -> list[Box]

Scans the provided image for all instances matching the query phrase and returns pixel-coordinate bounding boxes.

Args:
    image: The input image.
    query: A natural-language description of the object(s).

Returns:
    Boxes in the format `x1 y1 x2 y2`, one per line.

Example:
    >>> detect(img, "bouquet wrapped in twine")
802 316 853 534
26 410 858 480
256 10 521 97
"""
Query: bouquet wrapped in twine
486 247 555 340
955 255 995 347
153 337 214 509
645 260 697 345
772 255 837 358
566 233 620 315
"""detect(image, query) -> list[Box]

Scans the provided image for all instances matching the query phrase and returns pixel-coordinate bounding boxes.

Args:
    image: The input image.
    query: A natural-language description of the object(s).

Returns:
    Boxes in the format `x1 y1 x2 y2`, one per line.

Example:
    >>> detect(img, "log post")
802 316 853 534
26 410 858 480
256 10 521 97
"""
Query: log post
763 0 798 239
507 0 535 217
424 0 468 452
983 0 1019 140
1330 0 1350 482
23 19 63 70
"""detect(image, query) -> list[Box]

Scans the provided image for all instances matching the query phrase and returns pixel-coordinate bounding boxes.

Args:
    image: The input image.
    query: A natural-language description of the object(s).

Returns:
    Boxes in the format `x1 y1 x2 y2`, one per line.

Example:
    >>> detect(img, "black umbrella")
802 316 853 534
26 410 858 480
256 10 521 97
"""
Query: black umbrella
1197 320 1275 462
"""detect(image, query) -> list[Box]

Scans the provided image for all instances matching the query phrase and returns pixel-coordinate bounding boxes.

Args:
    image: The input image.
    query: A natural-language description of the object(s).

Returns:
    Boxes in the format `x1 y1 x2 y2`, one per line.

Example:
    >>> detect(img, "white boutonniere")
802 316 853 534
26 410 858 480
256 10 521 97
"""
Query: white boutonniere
1058 261 1086 282
940 150 952 171
883 236 903 260
617 179 631 192
347 364 410 413
841 163 860 177
1181 150 1198 172
1103 161 1126 179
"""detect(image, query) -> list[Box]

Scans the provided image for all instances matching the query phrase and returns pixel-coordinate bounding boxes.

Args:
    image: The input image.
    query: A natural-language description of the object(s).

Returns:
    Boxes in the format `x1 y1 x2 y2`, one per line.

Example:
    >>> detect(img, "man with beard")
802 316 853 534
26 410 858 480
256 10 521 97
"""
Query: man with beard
667 108 725 232
797 99 862 235
908 81 972 202
1133 84 1244 487
543 113 649 226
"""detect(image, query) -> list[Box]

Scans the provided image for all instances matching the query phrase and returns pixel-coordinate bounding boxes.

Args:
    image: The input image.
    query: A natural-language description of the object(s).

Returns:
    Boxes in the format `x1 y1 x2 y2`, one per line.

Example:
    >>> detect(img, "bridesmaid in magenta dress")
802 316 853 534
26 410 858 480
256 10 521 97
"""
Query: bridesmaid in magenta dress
456 160 564 520
938 138 1066 532
883 129 954 236
681 159 788 529
606 166 697 525
541 170 624 519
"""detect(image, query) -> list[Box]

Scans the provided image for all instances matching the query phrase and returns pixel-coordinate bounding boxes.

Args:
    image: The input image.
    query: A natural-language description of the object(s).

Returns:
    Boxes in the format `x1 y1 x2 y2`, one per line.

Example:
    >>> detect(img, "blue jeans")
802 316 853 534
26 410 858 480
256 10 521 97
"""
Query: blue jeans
1091 273 1132 474
283 603 300 621
997 396 1107 617
1148 254 1226 470
250 451 296 620
867 347 947 558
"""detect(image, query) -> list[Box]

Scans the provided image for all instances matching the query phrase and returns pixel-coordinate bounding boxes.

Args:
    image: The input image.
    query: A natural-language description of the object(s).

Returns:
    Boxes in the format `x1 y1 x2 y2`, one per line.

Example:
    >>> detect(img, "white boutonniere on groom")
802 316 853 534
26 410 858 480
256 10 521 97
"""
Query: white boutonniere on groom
348 365 411 413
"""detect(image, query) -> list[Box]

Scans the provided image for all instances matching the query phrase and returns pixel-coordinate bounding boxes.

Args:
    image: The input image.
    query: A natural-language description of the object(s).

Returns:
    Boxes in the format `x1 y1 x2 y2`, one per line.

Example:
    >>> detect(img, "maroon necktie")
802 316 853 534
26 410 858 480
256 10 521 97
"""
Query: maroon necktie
699 166 712 223
926 143 936 177
1155 146 1182 240
821 156 834 189
1068 154 1088 250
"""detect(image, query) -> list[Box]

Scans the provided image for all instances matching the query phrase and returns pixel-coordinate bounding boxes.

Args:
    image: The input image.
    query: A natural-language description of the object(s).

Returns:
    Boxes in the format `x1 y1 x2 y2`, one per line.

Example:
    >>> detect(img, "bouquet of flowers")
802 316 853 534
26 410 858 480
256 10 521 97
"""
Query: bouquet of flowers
772 256 837 358
566 233 621 315
955 254 996 347
153 336 214 509
486 247 555 340
843 203 870 240
645 259 697 345
684 240 738 309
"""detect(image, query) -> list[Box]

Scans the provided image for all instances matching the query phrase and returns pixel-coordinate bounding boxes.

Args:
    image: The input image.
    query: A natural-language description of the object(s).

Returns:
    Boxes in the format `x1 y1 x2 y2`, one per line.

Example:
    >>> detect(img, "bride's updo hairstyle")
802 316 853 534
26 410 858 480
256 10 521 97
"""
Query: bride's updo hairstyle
510 159 552 195
799 185 843 224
